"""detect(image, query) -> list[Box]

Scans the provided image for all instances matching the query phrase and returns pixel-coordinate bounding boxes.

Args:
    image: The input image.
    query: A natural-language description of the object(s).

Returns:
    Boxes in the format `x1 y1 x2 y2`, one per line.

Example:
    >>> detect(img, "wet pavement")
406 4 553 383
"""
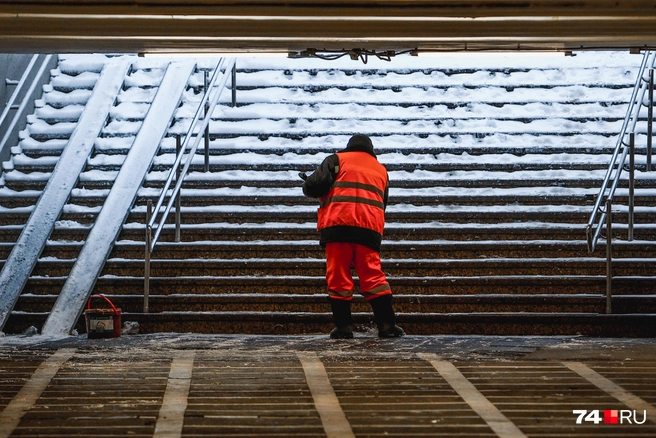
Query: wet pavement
0 334 655 437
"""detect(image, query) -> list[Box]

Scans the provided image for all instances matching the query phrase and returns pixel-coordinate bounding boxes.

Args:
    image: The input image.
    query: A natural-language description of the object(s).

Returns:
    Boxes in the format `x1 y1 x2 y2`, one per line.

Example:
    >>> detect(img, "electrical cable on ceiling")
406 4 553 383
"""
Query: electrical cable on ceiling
294 48 417 64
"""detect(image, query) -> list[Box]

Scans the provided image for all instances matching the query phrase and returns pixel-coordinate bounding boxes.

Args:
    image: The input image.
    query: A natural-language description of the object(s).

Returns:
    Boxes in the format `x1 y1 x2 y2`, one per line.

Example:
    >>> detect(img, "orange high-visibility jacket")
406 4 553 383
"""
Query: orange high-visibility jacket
317 151 388 235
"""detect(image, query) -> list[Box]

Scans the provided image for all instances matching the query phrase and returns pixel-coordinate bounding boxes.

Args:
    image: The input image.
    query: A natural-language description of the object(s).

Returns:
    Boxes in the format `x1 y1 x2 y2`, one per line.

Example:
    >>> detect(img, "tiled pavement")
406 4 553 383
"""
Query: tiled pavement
0 334 654 437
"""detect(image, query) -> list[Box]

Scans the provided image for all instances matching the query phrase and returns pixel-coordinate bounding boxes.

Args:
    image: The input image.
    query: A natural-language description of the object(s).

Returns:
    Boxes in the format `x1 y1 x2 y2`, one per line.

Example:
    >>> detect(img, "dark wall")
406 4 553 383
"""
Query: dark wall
1 55 35 117
0 54 57 166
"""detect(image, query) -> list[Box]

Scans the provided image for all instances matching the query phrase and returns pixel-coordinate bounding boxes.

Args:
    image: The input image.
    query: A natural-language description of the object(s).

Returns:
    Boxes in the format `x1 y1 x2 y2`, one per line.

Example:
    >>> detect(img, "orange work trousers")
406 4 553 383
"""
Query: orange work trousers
325 242 392 301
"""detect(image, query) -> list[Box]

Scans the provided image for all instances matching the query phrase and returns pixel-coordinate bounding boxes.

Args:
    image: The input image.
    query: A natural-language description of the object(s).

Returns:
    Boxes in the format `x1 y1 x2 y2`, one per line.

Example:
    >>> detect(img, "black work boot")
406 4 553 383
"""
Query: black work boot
369 294 405 338
329 298 354 339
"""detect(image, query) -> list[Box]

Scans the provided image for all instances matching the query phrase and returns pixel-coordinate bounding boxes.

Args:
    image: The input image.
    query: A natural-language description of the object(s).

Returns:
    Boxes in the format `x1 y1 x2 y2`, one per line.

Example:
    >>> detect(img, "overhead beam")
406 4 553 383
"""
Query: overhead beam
0 1 655 53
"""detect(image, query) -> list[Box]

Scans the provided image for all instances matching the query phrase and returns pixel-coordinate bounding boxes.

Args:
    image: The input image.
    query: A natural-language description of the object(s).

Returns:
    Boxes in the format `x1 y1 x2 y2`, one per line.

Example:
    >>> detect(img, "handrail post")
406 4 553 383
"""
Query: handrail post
144 199 153 313
147 58 235 255
143 58 235 313
605 199 612 314
648 69 654 172
204 70 210 173
231 62 237 107
175 134 182 243
585 50 652 248
587 52 654 281
629 133 635 241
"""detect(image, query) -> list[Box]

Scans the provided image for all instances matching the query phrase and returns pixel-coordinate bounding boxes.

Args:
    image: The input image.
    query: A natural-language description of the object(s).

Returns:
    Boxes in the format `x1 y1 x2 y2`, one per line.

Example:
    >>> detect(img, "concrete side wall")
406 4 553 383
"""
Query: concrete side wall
0 54 34 117
0 54 57 167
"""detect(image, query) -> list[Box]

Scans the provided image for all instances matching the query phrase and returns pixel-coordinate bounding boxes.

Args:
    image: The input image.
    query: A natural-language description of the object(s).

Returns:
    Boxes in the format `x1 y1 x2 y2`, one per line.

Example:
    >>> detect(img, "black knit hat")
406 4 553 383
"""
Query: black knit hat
344 134 375 156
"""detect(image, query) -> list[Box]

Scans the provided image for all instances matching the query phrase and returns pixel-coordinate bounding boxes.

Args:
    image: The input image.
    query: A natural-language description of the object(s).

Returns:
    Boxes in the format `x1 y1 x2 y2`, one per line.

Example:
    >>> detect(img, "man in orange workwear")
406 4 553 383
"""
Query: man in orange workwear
302 134 405 339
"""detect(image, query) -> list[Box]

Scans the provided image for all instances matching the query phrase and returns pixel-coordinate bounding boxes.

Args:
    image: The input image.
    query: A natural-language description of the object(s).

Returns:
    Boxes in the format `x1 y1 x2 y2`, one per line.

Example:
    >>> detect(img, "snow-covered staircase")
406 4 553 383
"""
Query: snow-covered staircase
0 55 196 332
2 53 655 336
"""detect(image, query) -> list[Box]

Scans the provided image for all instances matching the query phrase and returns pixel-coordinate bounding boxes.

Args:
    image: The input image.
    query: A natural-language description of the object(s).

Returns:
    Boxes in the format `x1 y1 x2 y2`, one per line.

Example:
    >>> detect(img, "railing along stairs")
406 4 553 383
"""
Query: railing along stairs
144 57 237 312
586 50 655 314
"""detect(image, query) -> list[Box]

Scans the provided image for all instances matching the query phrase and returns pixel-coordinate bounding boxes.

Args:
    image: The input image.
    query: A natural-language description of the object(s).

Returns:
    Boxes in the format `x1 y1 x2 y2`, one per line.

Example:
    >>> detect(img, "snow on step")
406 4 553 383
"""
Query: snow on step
179 102 629 121
42 89 93 108
170 117 625 137
150 135 653 162
232 65 635 88
129 203 656 215
57 54 109 74
34 105 85 123
215 85 634 105
149 151 616 167
136 185 656 200
51 71 101 91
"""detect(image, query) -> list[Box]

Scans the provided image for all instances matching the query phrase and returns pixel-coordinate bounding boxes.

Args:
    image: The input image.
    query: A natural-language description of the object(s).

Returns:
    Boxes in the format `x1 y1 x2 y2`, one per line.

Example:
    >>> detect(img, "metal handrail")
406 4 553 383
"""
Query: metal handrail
144 57 236 312
585 50 655 315
147 57 235 247
585 50 655 253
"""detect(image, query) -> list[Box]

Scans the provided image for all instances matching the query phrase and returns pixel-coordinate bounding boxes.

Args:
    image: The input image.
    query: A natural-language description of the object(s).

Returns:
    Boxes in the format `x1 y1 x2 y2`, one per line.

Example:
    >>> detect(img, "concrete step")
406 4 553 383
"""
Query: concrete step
150 158 616 174
0 211 100 227
123 207 652 225
231 79 632 91
7 174 645 192
140 193 656 208
41 89 92 109
5 237 656 267
144 142 632 158
0 225 23 242
16 292 656 314
8 165 655 191
120 222 656 243
20 274 656 297
18 142 627 160
4 221 644 244
10 156 617 174
26 196 611 211
0 192 603 209
8 311 655 337
50 71 100 92
2 206 654 228
3 187 656 210
194 104 629 122
16 257 650 278
176 117 626 137
229 65 635 88
204 84 633 105
111 240 656 260
113 258 654 278
5 220 656 245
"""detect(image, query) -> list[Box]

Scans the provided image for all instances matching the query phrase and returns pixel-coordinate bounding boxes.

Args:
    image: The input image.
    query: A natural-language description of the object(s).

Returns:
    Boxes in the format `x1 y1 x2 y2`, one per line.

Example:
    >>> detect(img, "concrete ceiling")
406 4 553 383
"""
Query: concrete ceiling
0 1 655 54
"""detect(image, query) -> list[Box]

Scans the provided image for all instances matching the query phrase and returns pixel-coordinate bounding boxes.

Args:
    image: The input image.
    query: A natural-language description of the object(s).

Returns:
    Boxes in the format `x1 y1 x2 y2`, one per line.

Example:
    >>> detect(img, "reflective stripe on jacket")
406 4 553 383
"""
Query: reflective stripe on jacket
317 151 387 235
